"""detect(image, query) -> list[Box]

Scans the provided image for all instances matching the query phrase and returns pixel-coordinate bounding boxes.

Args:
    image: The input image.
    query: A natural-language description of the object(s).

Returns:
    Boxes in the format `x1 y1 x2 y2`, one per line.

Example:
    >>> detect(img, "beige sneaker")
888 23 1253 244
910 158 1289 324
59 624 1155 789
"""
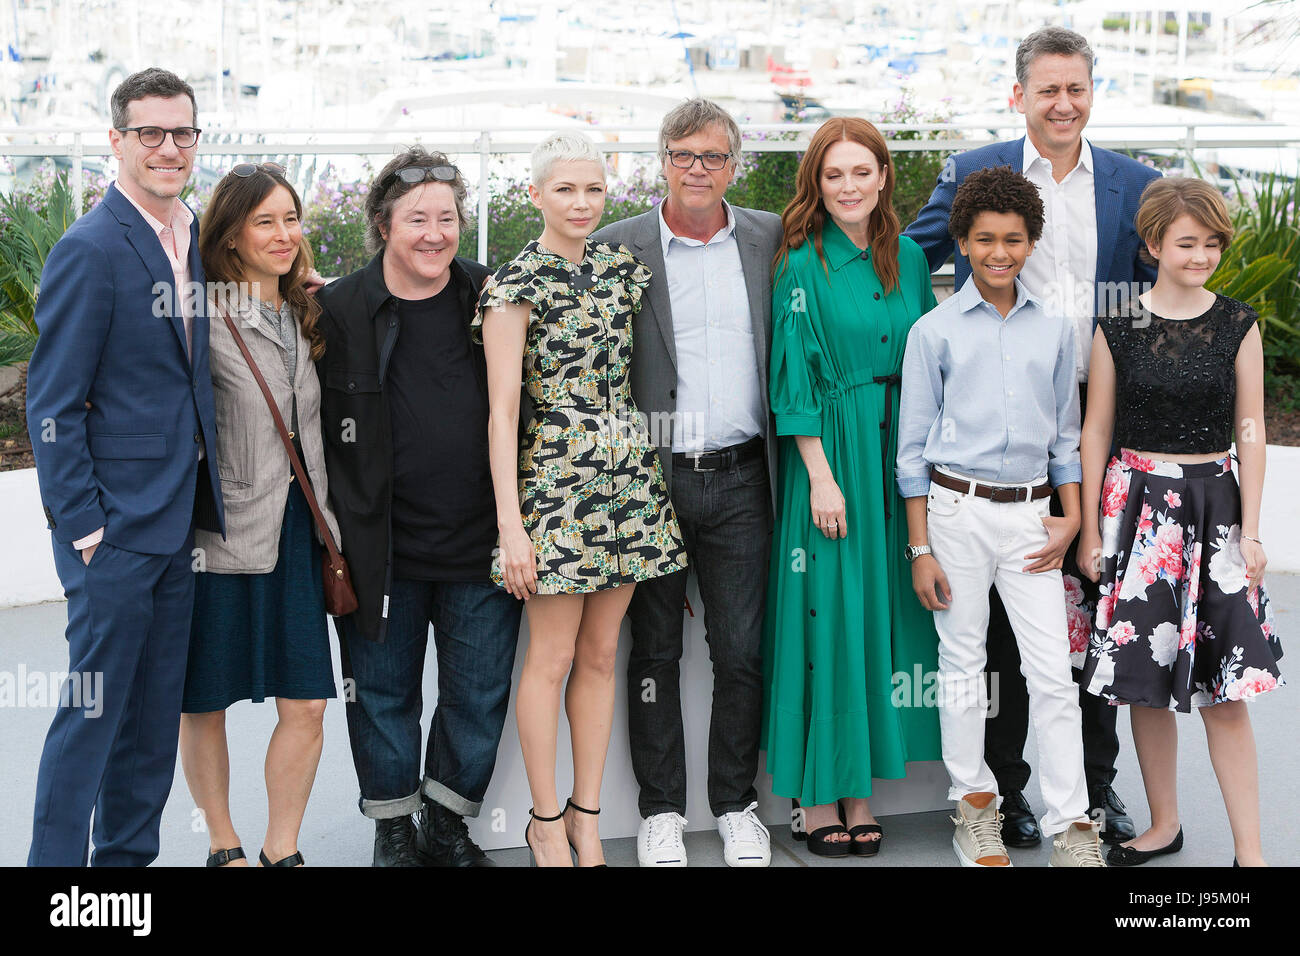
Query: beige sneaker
951 792 1012 867
1050 821 1107 867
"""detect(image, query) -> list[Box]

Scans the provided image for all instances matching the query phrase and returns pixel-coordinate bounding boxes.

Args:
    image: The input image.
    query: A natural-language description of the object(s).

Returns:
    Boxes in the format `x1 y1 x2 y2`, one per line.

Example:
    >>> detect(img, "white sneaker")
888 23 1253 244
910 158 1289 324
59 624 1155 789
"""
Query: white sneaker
637 812 688 867
716 801 771 867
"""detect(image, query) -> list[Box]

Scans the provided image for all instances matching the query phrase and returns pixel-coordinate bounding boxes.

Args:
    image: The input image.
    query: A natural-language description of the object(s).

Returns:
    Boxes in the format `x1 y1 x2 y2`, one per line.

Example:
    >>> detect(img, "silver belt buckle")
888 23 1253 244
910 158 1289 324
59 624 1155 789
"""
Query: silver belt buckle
689 452 713 472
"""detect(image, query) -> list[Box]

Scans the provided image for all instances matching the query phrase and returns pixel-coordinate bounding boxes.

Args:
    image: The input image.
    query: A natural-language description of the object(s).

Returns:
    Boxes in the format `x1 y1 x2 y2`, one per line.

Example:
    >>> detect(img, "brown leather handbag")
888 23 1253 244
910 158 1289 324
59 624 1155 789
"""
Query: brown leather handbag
221 311 358 616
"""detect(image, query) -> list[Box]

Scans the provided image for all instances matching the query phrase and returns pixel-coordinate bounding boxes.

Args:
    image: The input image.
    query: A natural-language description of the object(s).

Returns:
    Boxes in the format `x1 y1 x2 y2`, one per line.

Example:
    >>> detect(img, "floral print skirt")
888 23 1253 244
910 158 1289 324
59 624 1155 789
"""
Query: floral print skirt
1081 450 1282 712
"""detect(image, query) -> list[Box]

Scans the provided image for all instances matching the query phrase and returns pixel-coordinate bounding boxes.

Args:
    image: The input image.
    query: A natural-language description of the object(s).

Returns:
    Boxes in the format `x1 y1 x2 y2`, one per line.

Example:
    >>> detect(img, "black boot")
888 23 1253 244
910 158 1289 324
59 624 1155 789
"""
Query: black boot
416 799 494 867
373 815 420 867
1089 783 1136 845
999 790 1042 848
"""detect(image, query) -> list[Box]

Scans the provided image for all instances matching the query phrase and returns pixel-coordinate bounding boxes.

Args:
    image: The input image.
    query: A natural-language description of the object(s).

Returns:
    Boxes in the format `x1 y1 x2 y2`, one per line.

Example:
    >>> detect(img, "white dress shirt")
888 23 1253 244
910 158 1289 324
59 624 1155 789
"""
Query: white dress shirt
1018 137 1098 383
658 200 765 453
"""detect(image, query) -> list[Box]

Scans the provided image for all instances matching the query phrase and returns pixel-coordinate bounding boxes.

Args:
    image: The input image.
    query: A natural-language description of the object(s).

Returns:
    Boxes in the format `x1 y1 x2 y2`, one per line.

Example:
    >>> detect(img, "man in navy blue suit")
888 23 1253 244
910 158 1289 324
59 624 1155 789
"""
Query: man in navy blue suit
25 68 224 866
906 26 1160 851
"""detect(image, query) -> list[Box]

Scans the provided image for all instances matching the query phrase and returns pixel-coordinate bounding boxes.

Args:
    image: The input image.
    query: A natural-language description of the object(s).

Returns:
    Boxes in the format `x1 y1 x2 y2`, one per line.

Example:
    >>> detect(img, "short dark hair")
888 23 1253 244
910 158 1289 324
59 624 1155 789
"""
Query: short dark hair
1015 27 1094 87
948 166 1045 242
110 68 197 129
365 146 469 254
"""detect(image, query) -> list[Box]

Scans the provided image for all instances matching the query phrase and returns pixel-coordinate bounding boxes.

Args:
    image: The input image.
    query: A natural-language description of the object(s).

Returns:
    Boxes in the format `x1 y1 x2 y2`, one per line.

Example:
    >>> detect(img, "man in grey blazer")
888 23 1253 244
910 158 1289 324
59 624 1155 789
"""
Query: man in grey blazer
593 98 782 867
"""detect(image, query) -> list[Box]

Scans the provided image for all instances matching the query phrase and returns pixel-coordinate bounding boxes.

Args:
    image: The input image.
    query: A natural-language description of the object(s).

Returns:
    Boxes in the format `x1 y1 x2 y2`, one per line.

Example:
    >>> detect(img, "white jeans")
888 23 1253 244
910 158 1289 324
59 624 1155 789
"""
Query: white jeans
925 477 1090 837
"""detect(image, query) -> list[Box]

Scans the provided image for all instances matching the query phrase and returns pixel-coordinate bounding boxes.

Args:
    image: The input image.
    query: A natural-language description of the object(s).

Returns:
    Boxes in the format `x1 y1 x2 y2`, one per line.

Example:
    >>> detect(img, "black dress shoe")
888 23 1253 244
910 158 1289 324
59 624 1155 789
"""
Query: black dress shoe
1088 784 1137 845
999 791 1042 848
373 815 421 867
416 800 494 867
1107 827 1183 867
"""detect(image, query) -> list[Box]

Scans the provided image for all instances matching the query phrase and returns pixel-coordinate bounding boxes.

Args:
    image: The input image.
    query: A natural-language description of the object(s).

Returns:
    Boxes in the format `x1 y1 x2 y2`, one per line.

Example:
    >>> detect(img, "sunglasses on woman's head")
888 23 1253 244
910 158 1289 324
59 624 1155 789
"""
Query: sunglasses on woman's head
231 162 287 178
382 164 460 192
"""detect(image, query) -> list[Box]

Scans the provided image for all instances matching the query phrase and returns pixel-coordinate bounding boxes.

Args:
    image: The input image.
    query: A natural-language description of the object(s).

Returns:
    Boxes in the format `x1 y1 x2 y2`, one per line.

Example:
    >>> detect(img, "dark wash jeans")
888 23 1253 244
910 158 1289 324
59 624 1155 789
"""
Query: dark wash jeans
626 450 772 819
336 578 522 819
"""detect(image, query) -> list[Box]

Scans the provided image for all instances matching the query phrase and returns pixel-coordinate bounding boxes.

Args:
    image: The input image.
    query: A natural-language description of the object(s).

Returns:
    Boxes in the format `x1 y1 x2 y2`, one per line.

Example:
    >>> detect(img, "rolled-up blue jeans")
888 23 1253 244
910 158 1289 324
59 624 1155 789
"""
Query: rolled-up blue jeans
336 578 521 819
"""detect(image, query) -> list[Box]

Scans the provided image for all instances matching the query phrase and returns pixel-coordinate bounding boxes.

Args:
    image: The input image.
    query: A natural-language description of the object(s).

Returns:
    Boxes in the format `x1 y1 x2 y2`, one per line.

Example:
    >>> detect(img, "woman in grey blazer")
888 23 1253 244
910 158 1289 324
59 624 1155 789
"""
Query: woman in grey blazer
179 164 341 868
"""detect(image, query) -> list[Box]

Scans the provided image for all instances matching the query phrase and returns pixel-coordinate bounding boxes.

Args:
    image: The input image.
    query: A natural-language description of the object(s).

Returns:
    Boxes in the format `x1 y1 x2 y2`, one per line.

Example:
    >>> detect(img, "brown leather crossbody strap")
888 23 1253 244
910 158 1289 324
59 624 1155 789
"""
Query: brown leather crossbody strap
221 310 344 565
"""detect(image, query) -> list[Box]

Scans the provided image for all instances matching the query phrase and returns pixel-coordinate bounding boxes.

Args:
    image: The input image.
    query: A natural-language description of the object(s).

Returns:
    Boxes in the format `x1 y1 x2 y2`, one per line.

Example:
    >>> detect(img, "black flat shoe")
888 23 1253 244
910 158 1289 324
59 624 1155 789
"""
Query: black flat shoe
847 824 883 857
1106 827 1183 867
206 846 245 867
259 849 304 867
564 798 608 867
1089 783 1137 845
1000 791 1042 848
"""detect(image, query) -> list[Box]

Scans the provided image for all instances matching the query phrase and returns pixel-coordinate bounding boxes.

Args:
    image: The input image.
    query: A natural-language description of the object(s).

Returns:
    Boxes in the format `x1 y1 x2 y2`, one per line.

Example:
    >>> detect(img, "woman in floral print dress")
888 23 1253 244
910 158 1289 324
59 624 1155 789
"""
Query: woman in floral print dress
1077 178 1281 868
475 131 686 867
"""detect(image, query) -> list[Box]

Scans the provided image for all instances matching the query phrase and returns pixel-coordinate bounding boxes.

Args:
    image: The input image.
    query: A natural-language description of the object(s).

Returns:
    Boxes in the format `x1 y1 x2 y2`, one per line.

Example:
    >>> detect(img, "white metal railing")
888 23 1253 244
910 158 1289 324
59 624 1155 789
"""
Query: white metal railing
2 122 1297 263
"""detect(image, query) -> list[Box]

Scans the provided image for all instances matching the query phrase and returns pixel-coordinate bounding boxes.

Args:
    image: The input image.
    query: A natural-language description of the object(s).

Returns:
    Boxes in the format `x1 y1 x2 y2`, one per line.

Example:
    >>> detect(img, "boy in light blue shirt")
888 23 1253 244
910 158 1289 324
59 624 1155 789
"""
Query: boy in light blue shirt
896 166 1104 868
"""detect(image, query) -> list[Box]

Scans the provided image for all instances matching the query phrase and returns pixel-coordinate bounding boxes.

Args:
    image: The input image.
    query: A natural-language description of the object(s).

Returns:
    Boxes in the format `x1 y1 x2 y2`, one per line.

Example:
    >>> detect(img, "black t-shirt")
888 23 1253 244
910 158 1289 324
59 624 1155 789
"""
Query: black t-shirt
387 283 497 581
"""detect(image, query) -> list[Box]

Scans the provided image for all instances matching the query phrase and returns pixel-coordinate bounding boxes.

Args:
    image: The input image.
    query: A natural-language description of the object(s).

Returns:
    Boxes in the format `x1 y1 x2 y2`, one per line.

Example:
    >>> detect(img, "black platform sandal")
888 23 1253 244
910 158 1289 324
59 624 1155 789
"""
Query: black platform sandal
794 798 851 857
564 798 609 867
806 824 851 858
206 846 246 867
525 807 565 867
792 797 845 841
847 824 884 857
258 849 304 867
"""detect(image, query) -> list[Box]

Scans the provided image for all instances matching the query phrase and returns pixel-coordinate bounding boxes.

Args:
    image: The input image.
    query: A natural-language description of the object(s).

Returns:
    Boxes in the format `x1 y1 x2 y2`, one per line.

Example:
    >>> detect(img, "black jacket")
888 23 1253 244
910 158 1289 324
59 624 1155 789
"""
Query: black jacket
316 251 492 643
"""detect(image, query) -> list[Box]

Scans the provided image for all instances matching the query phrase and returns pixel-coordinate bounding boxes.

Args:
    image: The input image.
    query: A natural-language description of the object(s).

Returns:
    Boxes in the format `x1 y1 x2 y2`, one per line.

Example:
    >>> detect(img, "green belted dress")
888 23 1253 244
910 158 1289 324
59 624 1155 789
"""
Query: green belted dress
761 222 943 806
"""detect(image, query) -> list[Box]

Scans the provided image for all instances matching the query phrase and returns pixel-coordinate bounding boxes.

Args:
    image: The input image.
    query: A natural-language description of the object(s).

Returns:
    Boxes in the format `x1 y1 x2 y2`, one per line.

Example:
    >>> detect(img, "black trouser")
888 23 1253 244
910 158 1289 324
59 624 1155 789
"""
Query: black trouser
983 384 1120 798
625 449 771 819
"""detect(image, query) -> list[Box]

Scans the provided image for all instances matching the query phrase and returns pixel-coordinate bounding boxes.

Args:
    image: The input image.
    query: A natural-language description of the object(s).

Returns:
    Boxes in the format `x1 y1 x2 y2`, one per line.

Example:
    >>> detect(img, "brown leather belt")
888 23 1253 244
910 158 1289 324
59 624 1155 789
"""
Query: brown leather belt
929 467 1052 503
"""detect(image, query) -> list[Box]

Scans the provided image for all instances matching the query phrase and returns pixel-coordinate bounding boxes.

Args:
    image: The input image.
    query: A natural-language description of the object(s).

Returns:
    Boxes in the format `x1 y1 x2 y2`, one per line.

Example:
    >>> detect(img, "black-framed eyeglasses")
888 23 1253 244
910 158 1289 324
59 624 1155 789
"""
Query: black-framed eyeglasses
665 149 732 171
116 126 201 149
231 162 286 178
381 164 461 193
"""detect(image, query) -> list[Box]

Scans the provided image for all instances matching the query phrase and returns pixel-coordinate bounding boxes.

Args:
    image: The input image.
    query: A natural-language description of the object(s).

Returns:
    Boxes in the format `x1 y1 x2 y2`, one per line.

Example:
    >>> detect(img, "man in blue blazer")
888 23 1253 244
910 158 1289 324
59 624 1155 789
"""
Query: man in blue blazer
25 68 223 866
905 27 1159 852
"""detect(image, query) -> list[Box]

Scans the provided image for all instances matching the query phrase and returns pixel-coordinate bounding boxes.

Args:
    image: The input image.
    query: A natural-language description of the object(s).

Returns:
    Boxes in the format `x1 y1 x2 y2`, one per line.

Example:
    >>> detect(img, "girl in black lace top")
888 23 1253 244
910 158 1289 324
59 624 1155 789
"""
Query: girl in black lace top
1077 177 1280 868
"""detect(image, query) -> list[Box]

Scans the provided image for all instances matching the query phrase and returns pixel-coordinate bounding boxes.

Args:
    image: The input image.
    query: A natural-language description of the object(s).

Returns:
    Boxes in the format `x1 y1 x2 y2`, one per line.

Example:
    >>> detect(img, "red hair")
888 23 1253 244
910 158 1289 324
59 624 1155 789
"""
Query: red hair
773 117 901 294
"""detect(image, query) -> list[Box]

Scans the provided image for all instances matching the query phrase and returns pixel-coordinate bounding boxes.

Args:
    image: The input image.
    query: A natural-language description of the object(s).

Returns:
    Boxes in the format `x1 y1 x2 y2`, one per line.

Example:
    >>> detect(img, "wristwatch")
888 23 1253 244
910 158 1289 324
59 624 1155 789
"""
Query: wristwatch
904 544 931 562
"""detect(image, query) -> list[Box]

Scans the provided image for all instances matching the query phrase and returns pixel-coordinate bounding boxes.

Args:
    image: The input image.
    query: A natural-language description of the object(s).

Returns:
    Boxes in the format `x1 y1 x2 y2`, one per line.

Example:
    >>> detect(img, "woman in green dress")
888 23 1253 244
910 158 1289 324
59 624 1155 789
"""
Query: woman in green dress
762 117 943 858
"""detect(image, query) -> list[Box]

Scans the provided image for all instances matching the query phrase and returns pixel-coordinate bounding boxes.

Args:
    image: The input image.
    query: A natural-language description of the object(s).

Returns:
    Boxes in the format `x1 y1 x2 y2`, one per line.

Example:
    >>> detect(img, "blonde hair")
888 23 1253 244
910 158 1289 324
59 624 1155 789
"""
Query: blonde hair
530 131 605 187
1135 176 1234 264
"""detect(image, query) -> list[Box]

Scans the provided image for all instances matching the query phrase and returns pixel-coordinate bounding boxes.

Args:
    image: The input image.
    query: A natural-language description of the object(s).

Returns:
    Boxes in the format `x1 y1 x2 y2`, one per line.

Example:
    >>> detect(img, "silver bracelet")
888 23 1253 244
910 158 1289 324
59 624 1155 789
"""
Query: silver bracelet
1243 535 1263 545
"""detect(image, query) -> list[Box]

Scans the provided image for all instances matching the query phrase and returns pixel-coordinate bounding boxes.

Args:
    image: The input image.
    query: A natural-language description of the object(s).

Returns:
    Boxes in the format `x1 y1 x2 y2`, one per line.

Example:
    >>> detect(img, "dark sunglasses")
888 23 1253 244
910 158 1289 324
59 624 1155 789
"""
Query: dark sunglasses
381 164 460 192
231 162 287 178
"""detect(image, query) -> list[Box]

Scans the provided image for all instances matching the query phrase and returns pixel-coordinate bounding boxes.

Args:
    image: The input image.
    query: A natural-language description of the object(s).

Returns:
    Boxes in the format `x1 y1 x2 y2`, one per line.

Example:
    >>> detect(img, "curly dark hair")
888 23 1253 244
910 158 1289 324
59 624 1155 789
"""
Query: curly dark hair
948 166 1045 243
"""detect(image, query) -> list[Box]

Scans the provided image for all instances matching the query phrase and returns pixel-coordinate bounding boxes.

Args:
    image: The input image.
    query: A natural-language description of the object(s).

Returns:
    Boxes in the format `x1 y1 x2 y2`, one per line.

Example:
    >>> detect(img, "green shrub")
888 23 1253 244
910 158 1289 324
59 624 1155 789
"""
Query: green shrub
302 161 373 276
1208 170 1300 379
0 171 80 365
